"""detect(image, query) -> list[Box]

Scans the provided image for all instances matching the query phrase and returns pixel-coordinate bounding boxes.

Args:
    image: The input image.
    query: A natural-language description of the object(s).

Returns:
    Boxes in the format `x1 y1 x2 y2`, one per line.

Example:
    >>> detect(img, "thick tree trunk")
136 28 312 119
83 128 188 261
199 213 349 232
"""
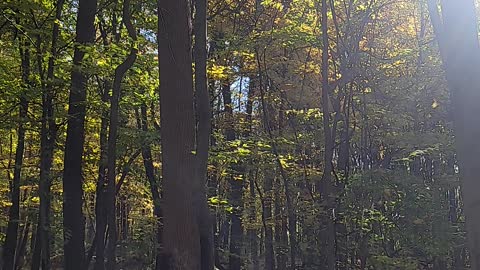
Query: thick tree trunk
428 1 480 269
2 41 29 270
157 0 201 268
62 0 97 268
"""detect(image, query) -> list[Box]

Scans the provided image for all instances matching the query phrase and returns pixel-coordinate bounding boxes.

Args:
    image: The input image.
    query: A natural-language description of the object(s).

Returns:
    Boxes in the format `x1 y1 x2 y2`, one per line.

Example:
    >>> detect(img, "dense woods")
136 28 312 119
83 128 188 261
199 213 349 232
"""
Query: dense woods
1 0 480 269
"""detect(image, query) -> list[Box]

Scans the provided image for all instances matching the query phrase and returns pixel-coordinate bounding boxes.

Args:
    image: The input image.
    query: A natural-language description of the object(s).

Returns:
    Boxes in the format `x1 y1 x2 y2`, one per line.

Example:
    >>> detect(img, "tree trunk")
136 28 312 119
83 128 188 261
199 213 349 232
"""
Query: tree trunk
276 102 288 270
428 1 480 269
275 177 288 270
245 82 259 270
193 0 214 268
91 34 113 270
93 90 108 270
35 1 64 269
259 96 277 270
104 1 137 269
221 82 244 270
248 172 259 270
320 0 336 268
14 221 30 270
30 220 41 270
264 170 275 270
62 0 97 268
446 156 464 269
2 40 29 270
136 104 164 269
157 0 201 268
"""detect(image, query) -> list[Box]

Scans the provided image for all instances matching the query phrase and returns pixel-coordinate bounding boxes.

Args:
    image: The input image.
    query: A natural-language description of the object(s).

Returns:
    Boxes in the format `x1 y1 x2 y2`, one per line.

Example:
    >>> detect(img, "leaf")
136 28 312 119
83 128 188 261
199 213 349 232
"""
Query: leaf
280 158 289 169
233 174 243 181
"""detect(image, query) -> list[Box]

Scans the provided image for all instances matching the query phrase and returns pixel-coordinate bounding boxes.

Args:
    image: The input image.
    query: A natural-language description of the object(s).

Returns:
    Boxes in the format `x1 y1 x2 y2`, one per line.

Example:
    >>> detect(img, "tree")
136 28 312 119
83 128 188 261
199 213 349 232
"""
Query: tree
34 1 64 269
428 0 480 268
2 36 29 270
136 103 164 269
103 0 137 268
193 0 215 268
157 0 202 268
62 0 97 268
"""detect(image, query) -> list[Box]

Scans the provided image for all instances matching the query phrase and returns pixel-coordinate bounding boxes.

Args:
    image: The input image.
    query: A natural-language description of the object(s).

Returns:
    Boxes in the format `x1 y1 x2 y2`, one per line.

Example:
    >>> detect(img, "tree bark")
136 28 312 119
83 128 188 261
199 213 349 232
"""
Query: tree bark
428 0 480 269
104 1 137 269
157 0 201 268
62 0 97 268
193 0 214 268
2 40 29 270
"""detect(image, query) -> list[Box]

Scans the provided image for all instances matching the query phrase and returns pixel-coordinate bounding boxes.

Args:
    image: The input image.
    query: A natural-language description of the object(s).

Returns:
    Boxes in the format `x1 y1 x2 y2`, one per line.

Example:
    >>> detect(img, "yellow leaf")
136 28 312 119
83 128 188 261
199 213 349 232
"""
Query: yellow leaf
280 158 289 169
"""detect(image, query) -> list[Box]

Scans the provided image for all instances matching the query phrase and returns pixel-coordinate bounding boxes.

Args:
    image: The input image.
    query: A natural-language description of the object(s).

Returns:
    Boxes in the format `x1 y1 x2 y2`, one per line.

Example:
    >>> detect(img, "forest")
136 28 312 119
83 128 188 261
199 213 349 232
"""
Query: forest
1 0 480 269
